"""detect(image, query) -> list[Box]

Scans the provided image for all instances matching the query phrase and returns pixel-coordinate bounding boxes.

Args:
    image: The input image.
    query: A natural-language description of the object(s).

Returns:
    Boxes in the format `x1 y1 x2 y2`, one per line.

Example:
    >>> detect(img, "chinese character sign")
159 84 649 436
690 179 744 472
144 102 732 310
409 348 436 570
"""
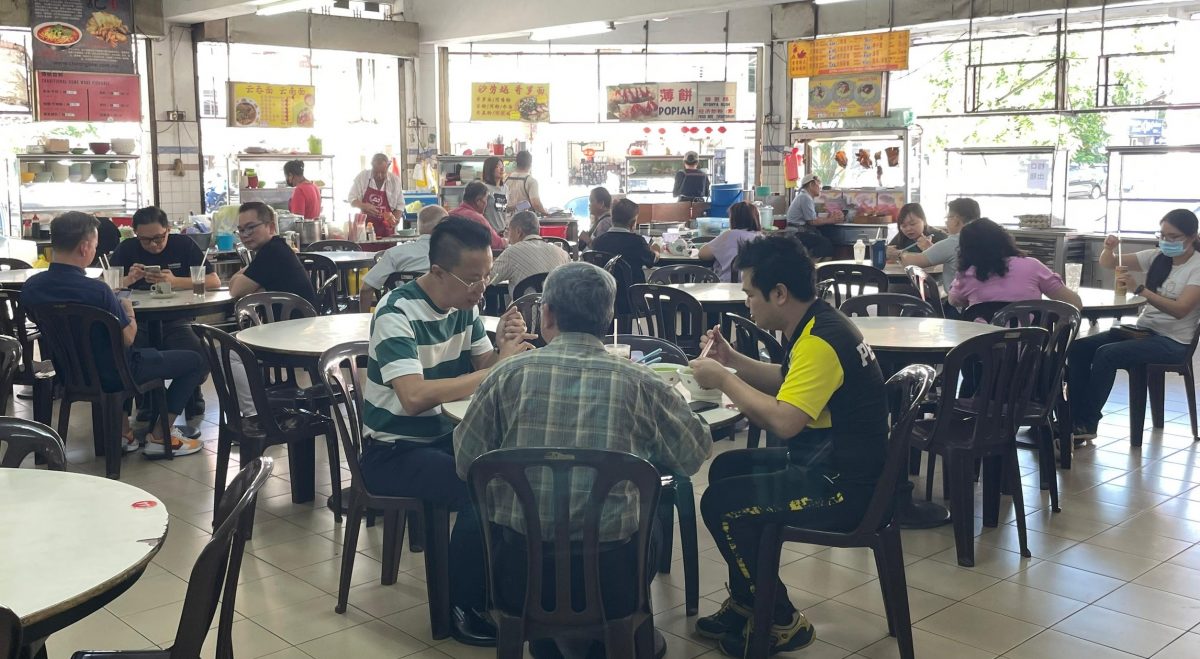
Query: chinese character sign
35 70 140 122
696 82 737 122
788 31 910 79
30 0 135 75
470 82 550 122
228 82 315 128
606 82 737 122
1027 158 1051 191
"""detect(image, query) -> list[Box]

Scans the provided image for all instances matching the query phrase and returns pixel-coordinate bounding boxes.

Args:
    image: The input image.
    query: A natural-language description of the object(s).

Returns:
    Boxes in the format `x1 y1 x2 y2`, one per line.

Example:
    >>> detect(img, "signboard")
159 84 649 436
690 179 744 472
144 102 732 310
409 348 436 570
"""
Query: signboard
696 82 737 122
470 82 550 122
788 31 910 78
807 72 887 120
35 70 140 122
1027 158 1051 191
30 0 134 75
228 82 315 128
606 82 738 122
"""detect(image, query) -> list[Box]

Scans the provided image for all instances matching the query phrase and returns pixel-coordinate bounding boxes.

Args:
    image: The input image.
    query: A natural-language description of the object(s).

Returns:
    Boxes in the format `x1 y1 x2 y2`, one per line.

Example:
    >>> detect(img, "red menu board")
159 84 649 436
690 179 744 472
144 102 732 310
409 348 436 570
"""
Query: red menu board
36 71 140 122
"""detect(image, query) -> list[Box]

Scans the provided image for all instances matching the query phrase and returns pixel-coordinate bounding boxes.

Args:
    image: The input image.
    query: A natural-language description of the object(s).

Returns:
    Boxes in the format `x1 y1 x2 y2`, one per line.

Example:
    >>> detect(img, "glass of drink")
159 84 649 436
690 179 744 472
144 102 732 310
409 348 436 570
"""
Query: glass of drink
1115 265 1129 296
1065 263 1083 291
190 266 206 296
604 344 631 359
103 266 123 291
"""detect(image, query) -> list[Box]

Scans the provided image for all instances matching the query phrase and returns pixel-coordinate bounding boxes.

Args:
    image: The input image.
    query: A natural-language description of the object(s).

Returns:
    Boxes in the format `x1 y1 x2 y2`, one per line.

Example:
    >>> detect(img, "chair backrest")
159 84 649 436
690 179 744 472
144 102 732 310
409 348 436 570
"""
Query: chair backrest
850 364 936 535
193 324 287 436
815 278 836 302
382 270 423 294
29 303 136 396
543 236 577 260
297 252 341 313
0 335 19 412
627 283 706 357
467 448 661 634
508 294 544 346
0 259 31 271
839 293 935 318
170 457 272 659
234 291 317 329
0 290 40 376
307 240 361 252
602 334 689 365
815 263 889 307
0 417 65 470
313 274 342 315
513 272 548 299
904 265 943 318
235 244 253 267
992 300 1081 412
648 264 719 285
960 301 1009 324
726 313 786 364
0 606 19 659
319 342 370 499
579 250 616 268
602 255 636 316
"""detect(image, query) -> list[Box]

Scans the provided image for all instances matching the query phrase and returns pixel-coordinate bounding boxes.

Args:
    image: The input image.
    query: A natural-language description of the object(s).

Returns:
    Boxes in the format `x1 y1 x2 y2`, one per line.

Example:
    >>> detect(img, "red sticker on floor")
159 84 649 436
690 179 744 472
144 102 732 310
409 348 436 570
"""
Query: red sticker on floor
131 500 158 509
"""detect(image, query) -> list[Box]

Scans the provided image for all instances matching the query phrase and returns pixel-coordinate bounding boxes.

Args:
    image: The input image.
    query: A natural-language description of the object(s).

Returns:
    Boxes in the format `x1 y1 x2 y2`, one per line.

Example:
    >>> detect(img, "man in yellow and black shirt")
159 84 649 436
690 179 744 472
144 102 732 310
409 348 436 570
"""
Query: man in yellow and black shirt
690 235 888 657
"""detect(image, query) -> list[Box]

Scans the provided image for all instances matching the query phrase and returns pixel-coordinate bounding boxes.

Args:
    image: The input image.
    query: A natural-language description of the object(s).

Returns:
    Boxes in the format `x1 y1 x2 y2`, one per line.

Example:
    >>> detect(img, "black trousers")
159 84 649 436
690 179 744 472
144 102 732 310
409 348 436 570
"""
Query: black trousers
132 319 206 417
793 227 834 259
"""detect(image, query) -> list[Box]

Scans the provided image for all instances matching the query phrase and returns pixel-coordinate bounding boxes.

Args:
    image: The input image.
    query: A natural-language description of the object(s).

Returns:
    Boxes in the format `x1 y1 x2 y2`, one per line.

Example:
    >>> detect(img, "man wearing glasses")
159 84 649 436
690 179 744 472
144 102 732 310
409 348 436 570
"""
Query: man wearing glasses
228 202 316 302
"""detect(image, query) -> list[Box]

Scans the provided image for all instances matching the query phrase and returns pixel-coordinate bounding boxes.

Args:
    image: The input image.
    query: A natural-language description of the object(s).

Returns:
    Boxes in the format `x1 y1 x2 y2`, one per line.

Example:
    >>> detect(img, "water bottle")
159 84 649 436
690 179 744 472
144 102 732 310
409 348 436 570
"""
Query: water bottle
871 239 887 269
853 239 866 264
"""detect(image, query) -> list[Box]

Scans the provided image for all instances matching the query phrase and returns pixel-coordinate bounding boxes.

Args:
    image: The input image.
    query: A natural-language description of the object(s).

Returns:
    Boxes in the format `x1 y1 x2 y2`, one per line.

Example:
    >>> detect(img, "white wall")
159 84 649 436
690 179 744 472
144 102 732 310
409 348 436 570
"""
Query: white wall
149 27 204 218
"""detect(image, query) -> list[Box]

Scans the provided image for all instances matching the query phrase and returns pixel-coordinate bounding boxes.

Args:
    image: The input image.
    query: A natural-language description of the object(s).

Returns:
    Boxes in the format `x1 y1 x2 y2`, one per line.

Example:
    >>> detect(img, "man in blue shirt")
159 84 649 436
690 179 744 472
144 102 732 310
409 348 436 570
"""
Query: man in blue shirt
784 174 834 259
23 212 207 457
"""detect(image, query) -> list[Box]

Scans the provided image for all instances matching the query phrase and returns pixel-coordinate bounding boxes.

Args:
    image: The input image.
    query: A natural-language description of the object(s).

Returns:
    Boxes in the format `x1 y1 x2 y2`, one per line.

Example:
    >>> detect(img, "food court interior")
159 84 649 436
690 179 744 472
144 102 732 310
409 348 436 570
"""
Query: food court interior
6 0 1200 658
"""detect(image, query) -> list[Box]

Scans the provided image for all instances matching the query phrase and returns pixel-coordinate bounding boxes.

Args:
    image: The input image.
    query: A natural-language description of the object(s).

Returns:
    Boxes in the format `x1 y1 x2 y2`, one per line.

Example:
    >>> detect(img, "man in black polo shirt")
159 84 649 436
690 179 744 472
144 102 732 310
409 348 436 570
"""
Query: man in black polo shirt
689 236 888 657
228 202 316 303
589 198 659 285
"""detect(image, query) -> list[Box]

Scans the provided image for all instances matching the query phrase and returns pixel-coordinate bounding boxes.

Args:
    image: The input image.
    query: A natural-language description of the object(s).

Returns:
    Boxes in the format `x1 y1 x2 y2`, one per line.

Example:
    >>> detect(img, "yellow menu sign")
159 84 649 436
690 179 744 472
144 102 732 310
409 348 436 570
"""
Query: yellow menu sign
471 82 550 122
788 31 910 78
228 82 315 128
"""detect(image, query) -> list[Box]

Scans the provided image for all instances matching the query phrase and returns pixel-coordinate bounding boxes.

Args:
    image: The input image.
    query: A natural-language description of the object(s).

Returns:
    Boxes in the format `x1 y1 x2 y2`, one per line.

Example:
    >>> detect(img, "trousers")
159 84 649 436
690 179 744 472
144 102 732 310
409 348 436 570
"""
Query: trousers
1068 329 1189 428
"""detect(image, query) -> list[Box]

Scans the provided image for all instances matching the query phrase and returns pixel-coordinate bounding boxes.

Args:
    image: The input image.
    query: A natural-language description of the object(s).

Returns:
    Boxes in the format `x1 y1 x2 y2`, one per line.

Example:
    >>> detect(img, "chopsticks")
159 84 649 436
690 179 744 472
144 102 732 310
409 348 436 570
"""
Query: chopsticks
634 348 662 365
697 326 720 360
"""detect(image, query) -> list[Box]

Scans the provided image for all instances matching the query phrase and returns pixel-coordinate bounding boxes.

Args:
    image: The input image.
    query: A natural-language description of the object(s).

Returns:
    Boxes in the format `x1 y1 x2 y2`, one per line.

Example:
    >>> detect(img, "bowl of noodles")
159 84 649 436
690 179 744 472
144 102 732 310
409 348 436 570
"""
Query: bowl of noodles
234 99 259 126
34 22 82 50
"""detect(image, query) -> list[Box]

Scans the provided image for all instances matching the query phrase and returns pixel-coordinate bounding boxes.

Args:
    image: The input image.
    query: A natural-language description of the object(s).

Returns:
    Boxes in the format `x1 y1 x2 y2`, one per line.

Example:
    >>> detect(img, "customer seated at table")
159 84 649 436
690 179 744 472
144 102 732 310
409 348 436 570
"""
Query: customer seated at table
699 201 763 282
578 186 614 250
899 196 980 288
359 204 448 310
113 205 221 437
885 202 947 261
689 235 888 657
455 261 711 657
228 202 316 303
452 181 507 251
489 210 570 298
363 216 532 647
590 198 660 285
23 212 207 457
1069 209 1200 443
947 218 1082 310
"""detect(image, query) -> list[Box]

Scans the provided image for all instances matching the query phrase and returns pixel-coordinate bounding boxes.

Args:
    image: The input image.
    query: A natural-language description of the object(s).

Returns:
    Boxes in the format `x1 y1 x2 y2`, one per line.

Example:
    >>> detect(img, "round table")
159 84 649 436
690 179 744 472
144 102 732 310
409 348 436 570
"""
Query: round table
237 313 372 361
823 259 942 283
666 282 745 311
129 288 237 347
0 267 102 288
301 251 378 270
1 470 168 649
656 250 714 267
1075 286 1146 323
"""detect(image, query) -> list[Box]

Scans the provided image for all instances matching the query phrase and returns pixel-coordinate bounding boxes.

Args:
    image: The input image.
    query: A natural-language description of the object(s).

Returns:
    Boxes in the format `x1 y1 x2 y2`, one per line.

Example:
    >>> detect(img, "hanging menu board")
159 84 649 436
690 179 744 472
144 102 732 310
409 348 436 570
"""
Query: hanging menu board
29 0 134 75
35 70 140 122
788 31 910 78
228 82 316 128
605 82 738 122
470 83 550 122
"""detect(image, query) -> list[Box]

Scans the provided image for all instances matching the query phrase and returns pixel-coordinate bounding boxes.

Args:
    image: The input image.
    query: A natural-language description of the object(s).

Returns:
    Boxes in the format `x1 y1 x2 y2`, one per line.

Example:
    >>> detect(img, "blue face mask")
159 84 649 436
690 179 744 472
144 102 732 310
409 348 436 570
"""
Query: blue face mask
1160 240 1187 257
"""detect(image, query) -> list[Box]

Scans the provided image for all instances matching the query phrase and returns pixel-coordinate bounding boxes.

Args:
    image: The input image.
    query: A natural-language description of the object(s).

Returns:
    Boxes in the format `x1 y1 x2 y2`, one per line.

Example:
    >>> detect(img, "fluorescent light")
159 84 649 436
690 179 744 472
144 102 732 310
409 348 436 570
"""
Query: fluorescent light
814 0 858 5
256 0 324 17
528 21 615 41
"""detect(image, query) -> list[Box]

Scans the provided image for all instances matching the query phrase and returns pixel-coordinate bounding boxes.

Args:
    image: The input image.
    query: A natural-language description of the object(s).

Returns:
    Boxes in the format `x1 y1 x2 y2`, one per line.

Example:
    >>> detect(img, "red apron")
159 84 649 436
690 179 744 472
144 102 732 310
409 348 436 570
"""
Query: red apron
362 184 395 237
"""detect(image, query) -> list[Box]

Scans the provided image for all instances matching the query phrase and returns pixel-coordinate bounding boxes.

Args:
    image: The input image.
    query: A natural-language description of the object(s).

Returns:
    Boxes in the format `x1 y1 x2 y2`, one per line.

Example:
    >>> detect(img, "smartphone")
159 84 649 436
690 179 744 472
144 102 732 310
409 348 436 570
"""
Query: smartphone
116 289 132 300
144 265 161 275
688 400 719 413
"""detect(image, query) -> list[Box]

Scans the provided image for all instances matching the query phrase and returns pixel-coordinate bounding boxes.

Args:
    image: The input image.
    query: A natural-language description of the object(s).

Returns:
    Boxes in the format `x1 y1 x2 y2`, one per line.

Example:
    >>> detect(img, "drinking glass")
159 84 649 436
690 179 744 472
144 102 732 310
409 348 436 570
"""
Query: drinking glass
104 266 122 291
1065 263 1083 291
190 266 206 296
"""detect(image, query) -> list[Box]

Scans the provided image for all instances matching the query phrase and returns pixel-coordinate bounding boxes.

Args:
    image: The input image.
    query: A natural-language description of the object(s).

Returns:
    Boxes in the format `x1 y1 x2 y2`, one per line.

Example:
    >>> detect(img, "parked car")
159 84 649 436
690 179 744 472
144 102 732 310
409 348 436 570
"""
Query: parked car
1068 163 1107 199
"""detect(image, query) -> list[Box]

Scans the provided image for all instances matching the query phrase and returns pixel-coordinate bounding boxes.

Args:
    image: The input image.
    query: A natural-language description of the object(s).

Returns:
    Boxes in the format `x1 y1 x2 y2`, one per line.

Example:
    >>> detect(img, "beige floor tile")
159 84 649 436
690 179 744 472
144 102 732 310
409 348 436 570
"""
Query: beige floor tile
929 543 1039 579
290 554 387 595
394 650 453 659
903 558 1000 600
1021 508 1114 541
235 573 328 617
250 594 373 645
1086 525 1194 561
1167 543 1200 571
894 528 957 558
1118 511 1200 543
1084 483 1173 510
257 648 318 659
379 604 443 646
1049 542 1160 580
963 581 1086 626
341 572 431 618
199 619 292 659
977 524 1079 557
659 629 714 659
915 602 1043 655
1053 605 1184 657
1153 632 1200 659
118 598 242 646
1153 496 1200 523
802 599 891 652
832 581 954 623
659 555 732 600
298 619 427 659
251 534 343 572
858 628 995 659
1107 472 1196 497
104 571 190 617
1134 562 1200 598
778 556 877 598
1004 629 1140 659
246 518 317 549
43 608 154 656
1007 560 1124 603
1094 583 1200 631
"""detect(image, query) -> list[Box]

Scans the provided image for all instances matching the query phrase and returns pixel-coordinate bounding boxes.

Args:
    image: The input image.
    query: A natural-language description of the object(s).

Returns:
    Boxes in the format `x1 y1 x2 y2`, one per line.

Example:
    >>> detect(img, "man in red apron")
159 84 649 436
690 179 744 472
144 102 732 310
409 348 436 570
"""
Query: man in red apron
349 153 405 238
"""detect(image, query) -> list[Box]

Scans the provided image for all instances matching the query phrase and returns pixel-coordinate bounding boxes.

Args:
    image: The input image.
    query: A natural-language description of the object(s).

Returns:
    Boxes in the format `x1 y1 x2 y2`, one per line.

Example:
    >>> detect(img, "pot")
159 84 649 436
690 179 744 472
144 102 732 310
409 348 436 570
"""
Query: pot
68 163 86 182
49 161 69 182
297 219 323 245
107 164 128 182
111 138 136 155
91 162 109 182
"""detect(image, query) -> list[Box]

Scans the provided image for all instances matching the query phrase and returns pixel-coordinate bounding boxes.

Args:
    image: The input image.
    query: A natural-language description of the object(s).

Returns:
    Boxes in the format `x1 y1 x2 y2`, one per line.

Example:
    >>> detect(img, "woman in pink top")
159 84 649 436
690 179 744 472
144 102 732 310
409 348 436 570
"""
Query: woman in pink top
948 218 1082 310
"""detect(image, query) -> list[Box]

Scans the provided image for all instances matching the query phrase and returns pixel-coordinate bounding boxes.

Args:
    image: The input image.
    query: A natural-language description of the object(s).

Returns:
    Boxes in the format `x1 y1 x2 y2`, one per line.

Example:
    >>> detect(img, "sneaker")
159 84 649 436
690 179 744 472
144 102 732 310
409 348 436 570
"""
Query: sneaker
143 435 203 458
696 592 753 640
175 420 203 440
718 611 816 657
1072 425 1097 445
121 431 141 454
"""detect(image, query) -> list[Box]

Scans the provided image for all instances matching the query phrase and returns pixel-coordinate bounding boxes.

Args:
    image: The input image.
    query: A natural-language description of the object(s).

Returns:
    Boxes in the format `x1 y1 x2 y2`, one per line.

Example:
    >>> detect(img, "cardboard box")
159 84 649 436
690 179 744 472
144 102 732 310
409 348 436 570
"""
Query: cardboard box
644 201 709 222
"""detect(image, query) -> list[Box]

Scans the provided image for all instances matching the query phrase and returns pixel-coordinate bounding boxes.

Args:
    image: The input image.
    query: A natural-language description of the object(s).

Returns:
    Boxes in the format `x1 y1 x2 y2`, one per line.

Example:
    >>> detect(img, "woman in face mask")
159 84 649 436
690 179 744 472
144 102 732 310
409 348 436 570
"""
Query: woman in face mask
1068 208 1200 444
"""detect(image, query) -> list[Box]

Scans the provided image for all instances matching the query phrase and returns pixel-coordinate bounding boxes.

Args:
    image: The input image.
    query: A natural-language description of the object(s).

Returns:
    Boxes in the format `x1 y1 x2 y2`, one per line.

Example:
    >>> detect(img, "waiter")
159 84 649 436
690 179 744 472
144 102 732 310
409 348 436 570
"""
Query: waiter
349 153 405 238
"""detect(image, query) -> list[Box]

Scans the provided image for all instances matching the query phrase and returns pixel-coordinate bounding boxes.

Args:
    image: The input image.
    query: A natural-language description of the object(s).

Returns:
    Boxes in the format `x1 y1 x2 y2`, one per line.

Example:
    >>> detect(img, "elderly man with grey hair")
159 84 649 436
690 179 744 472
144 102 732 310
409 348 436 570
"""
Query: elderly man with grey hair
454 261 711 658
488 209 570 298
359 204 448 310
348 152 405 237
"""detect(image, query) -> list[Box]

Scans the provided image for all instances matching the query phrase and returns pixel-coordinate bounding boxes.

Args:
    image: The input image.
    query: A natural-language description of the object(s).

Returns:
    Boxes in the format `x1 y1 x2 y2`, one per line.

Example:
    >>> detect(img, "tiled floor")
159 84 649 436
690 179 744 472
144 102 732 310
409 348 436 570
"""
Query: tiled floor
22 361 1200 659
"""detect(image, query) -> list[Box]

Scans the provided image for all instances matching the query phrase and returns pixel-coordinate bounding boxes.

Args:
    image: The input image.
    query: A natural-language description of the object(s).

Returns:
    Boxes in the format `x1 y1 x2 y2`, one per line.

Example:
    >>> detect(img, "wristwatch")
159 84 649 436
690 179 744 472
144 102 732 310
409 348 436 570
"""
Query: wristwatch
1134 284 1146 296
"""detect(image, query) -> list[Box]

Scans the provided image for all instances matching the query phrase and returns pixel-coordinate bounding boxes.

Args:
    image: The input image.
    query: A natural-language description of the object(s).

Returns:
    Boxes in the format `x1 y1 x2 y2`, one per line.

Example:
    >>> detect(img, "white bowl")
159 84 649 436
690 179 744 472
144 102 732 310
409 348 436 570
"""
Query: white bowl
678 366 736 401
111 138 136 155
647 363 684 385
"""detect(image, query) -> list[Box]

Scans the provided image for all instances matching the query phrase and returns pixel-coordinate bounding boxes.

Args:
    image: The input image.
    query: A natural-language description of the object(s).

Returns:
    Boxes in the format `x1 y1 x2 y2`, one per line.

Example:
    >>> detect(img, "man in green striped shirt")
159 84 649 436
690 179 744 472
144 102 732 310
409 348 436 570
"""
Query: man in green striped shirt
362 216 532 647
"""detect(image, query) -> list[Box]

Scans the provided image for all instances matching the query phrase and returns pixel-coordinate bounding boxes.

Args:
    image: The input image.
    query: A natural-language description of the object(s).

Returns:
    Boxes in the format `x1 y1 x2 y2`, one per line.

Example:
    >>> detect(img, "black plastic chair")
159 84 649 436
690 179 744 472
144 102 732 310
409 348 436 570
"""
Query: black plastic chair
602 335 688 365
382 270 423 294
959 301 1009 323
839 293 936 318
0 606 18 659
467 448 661 658
306 240 361 252
544 236 577 260
508 294 544 347
627 283 707 358
647 265 719 285
235 291 317 329
603 255 638 334
31 303 173 479
513 272 548 299
0 290 55 425
579 250 617 268
70 458 273 659
815 262 889 307
746 365 936 659
0 258 31 271
0 335 19 415
0 417 66 470
319 343 452 637
904 265 944 318
726 313 786 450
298 253 343 314
911 327 1048 566
1126 322 1200 447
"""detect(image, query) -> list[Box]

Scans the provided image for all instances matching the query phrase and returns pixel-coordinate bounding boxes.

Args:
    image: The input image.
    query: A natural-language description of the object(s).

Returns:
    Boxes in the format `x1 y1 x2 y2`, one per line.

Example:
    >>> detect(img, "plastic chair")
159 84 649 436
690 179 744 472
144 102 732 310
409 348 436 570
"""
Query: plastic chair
467 448 661 658
904 265 944 318
647 265 719 285
1126 322 1200 446
319 343 452 637
0 335 19 416
910 327 1048 566
0 290 55 425
815 262 889 307
298 252 343 314
544 236 577 260
0 417 66 470
306 240 361 252
0 259 31 271
602 255 638 334
0 606 19 659
839 293 935 318
31 303 173 479
507 294 544 347
382 270 423 294
726 313 785 450
602 335 688 365
745 365 936 659
70 458 273 659
579 250 617 268
234 291 317 329
960 301 1009 324
513 272 548 299
627 283 706 357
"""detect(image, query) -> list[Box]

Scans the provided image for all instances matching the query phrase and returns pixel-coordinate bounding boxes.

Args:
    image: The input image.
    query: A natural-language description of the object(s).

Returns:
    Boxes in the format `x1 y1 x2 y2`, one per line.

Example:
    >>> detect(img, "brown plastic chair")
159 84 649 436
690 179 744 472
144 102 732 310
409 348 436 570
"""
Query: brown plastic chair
911 327 1048 566
726 313 785 450
746 365 936 659
1 606 20 659
467 448 662 658
904 265 944 318
0 417 66 470
193 324 338 527
815 262 888 307
839 293 935 318
0 290 55 424
627 283 706 357
70 457 273 659
513 272 549 299
1126 322 1200 447
647 265 718 285
31 303 172 479
306 240 361 252
318 342 452 637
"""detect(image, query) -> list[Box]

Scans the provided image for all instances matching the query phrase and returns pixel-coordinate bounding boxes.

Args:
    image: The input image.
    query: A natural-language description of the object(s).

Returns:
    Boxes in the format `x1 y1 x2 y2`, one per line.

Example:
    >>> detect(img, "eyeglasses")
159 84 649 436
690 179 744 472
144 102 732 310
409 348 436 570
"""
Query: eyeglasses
1156 232 1187 242
136 233 169 245
236 222 265 236
446 269 489 293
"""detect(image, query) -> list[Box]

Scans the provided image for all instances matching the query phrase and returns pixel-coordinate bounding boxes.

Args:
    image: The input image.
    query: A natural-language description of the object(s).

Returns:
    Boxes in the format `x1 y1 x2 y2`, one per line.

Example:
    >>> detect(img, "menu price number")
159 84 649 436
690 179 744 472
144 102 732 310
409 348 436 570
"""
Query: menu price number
788 31 910 79
35 70 140 122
